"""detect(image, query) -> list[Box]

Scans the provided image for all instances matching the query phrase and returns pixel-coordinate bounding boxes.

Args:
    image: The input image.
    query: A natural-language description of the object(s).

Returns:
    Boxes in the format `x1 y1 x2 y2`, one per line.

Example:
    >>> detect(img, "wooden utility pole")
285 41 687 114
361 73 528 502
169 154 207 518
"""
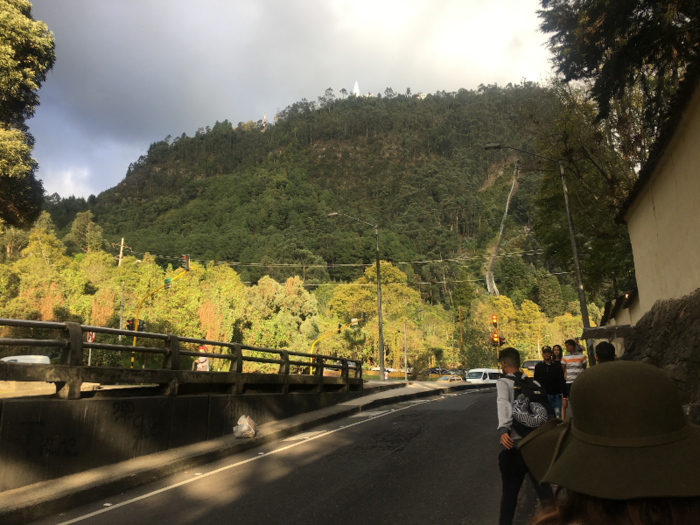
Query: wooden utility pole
112 238 129 266
458 306 464 347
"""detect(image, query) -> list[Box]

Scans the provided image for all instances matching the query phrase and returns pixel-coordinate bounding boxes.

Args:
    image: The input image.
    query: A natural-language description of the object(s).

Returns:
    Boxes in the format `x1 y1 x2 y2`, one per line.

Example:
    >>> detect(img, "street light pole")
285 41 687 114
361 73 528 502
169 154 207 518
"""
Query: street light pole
328 212 386 381
557 160 591 334
484 144 593 365
375 224 386 381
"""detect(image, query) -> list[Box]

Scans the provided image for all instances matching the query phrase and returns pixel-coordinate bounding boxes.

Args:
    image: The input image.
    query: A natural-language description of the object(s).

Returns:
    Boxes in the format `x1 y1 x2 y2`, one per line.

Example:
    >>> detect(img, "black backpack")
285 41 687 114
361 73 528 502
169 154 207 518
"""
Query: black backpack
511 374 555 437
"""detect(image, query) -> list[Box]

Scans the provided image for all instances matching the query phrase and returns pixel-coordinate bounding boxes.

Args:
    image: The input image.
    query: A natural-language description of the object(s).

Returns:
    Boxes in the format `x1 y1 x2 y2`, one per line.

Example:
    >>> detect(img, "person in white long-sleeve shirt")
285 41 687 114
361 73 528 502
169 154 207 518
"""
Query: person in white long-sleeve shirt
496 347 552 525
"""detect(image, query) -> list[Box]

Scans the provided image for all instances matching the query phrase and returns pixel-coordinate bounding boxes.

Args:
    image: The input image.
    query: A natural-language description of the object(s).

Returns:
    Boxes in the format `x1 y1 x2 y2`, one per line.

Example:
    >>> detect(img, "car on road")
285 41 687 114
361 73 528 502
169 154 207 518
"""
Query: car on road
465 368 501 384
0 355 50 364
522 359 539 378
436 375 464 383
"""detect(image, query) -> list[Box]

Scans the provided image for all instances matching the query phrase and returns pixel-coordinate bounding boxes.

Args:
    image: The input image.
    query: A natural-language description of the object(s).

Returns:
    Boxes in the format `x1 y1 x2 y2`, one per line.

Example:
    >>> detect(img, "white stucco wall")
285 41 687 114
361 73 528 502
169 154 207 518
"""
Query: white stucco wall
625 86 700 316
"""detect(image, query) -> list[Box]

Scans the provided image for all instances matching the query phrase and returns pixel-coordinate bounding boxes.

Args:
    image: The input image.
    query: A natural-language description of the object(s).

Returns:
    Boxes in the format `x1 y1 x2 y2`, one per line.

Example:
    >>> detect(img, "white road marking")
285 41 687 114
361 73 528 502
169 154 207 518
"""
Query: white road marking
56 391 477 525
349 410 389 417
281 431 325 441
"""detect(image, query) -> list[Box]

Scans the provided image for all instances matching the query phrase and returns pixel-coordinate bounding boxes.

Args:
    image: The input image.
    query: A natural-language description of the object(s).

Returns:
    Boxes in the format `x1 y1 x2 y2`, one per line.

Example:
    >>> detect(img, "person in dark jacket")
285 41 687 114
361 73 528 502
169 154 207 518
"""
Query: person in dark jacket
534 346 567 419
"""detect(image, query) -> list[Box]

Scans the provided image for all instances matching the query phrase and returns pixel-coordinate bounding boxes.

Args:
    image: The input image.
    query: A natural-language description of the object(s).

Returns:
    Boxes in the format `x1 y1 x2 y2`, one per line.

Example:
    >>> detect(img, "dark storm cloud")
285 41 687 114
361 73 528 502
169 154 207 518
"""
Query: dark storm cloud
27 0 550 197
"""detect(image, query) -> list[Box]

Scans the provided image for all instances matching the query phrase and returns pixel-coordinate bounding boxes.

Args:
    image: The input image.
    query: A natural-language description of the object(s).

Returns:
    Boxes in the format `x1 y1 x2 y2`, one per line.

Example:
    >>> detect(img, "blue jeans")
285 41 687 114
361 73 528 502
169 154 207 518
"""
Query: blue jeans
548 394 562 418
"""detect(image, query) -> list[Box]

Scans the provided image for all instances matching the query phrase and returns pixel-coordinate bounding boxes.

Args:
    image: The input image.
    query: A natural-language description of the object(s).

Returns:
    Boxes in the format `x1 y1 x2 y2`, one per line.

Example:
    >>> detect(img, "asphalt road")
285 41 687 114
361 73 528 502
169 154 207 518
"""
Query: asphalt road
35 389 537 525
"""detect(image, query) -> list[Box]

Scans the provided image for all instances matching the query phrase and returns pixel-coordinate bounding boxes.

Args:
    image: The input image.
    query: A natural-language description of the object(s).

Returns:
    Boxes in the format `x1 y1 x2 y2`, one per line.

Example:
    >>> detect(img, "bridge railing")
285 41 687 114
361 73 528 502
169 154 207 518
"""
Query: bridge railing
0 318 363 399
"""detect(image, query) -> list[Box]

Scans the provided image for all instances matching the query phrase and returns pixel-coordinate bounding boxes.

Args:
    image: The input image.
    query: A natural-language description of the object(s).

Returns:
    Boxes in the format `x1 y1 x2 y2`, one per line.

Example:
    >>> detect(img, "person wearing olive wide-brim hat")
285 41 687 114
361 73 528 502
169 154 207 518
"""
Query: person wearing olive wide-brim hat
519 361 700 524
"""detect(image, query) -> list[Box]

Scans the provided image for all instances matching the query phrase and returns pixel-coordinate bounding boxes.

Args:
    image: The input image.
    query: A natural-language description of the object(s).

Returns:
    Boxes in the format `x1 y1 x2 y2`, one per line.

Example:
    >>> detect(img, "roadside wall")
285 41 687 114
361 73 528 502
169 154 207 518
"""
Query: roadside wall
625 84 700 317
622 286 700 424
0 391 360 492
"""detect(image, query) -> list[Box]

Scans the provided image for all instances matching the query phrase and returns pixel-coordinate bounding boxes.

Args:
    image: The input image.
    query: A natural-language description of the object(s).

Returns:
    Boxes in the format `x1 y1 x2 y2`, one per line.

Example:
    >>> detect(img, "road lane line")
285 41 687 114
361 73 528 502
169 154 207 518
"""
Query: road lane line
56 390 481 524
281 431 325 441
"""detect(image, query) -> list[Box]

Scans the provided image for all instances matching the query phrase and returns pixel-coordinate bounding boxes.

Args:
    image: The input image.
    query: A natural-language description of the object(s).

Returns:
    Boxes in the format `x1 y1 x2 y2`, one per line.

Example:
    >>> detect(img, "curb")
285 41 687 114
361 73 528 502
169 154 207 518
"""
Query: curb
0 383 493 524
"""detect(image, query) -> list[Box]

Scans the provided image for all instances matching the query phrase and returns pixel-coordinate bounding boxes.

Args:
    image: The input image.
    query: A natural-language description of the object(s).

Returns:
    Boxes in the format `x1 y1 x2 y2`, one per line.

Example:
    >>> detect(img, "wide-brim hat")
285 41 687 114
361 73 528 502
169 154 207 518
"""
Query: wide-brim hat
519 360 700 499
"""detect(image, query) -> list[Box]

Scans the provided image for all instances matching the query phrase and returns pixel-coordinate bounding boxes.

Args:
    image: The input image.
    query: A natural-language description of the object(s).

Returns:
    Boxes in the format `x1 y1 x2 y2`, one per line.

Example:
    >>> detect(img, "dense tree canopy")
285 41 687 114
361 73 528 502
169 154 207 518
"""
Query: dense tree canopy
0 0 55 226
539 0 700 162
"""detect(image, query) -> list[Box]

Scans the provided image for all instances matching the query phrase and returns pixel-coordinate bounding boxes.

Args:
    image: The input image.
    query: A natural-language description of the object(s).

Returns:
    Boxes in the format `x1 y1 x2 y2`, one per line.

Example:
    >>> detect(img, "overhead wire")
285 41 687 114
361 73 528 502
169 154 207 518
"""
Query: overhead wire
113 248 544 269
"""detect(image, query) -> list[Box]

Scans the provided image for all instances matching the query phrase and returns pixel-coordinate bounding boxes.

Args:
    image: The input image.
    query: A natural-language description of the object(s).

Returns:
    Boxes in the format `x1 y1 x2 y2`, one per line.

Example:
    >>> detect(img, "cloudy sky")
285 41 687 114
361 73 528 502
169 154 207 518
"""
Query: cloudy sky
29 0 553 198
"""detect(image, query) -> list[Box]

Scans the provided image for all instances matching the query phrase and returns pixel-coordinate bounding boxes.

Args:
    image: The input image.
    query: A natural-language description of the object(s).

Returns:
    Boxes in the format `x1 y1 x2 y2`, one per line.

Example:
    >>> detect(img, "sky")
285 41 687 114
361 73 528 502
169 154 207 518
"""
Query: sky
28 0 553 199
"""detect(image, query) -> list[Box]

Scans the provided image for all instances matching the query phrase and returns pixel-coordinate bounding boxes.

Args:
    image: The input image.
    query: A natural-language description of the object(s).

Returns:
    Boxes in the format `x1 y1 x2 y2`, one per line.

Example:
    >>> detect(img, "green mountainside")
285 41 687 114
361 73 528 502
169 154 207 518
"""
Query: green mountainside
45 83 568 305
2 82 635 370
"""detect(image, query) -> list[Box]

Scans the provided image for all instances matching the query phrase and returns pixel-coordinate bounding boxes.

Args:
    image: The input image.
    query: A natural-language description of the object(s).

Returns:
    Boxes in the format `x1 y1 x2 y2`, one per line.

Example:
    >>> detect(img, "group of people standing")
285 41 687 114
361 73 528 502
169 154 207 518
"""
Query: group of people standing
496 340 700 525
533 338 609 420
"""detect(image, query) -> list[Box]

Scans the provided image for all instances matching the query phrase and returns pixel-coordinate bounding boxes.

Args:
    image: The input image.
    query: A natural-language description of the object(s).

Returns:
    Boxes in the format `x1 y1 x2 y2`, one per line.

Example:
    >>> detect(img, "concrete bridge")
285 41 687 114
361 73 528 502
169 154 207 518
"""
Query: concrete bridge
0 319 514 525
0 318 365 492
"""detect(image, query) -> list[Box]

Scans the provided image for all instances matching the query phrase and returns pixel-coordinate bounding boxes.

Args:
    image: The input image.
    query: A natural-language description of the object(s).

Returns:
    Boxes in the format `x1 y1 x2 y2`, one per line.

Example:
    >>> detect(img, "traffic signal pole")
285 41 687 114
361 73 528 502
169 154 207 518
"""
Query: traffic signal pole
491 314 500 366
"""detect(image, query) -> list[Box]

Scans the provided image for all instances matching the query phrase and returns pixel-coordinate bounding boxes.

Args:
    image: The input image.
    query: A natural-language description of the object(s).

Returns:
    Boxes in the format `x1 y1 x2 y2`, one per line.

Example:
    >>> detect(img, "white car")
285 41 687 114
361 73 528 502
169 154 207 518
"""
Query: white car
465 368 501 384
0 355 51 364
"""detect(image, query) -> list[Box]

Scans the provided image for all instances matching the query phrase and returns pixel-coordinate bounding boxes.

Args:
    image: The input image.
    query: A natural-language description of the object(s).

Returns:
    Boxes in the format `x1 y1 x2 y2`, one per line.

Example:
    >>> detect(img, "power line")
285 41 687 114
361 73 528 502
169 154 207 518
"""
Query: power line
112 248 544 269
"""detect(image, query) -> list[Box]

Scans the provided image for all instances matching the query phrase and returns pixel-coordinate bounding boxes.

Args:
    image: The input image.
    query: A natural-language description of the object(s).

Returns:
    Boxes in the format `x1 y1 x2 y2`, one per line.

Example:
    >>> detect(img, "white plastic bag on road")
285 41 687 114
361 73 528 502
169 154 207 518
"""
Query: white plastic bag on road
233 415 256 438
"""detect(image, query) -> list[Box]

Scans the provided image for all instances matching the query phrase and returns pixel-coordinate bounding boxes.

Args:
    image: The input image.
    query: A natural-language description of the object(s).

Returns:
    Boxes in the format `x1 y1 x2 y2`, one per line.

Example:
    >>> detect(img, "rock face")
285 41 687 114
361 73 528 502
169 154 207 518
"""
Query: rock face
622 287 700 425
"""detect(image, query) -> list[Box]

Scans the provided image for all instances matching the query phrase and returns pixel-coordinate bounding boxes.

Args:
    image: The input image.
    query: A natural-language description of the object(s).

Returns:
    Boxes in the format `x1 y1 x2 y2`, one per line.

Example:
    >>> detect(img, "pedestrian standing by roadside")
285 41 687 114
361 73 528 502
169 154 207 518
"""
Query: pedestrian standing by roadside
520 361 700 525
551 344 564 364
496 347 553 525
534 346 567 419
595 341 616 364
561 339 586 400
192 345 209 371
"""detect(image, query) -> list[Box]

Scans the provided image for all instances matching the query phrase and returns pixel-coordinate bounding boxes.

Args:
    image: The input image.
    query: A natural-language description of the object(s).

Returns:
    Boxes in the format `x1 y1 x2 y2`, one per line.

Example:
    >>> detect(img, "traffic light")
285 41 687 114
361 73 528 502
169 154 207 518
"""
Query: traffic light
491 332 499 346
138 320 145 332
491 314 498 327
337 324 342 334
126 319 134 331
164 277 172 289
181 254 190 271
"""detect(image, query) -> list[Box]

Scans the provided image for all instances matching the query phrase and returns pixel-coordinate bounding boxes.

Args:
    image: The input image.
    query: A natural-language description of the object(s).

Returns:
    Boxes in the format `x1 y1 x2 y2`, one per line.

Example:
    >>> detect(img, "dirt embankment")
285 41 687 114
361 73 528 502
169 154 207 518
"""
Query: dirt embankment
622 287 700 424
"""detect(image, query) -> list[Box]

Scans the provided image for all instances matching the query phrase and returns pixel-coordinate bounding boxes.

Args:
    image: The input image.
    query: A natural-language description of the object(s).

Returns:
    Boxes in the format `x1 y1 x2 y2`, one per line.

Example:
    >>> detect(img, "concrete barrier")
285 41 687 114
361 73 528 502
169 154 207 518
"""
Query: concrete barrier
0 390 364 493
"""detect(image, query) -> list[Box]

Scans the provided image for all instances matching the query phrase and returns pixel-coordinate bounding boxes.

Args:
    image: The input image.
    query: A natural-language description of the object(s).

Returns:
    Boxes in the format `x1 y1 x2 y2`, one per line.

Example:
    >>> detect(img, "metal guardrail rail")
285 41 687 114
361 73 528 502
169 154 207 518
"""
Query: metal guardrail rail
0 318 363 399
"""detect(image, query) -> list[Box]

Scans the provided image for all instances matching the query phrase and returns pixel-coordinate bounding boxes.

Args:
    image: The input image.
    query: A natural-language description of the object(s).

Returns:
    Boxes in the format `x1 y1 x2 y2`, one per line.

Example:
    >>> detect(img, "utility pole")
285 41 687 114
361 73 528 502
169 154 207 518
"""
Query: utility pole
118 238 124 266
119 281 125 342
458 305 464 347
375 225 385 381
328 212 385 381
484 144 595 367
558 160 592 363
403 320 408 382
112 238 129 267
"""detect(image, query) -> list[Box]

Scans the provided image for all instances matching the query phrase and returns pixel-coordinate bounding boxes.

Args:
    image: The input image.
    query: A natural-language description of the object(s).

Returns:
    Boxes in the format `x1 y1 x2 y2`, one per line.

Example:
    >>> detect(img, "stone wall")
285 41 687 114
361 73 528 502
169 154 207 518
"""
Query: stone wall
622 286 700 424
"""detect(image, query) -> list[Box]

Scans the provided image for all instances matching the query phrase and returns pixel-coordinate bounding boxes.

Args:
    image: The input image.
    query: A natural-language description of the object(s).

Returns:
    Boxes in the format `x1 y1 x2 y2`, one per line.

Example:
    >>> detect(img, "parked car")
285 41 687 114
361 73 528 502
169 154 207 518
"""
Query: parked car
0 355 50 364
465 368 501 384
522 359 539 378
436 375 464 383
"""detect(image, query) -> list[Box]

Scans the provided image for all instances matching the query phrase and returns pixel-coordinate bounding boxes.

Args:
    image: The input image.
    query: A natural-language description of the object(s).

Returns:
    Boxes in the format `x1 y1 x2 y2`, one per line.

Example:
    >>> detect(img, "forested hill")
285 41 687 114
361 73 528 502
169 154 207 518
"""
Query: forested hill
43 83 593 309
